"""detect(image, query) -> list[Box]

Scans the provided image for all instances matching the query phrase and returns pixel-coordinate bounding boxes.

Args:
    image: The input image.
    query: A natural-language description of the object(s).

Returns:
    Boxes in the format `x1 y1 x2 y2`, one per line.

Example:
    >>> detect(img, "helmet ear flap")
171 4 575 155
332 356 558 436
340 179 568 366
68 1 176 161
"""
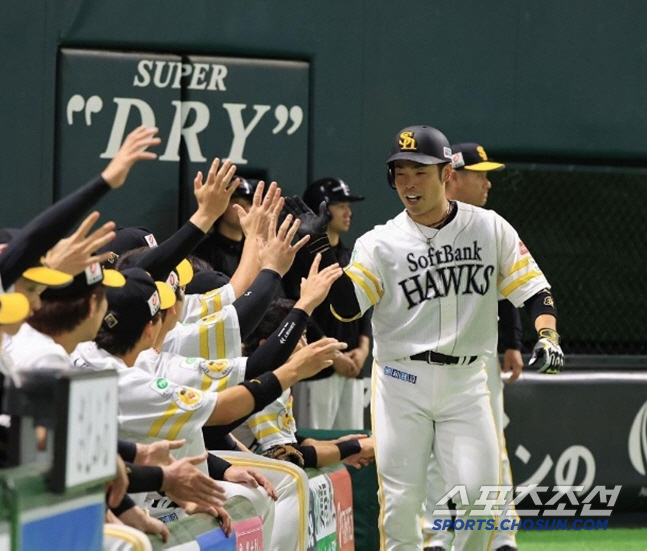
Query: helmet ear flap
387 163 396 189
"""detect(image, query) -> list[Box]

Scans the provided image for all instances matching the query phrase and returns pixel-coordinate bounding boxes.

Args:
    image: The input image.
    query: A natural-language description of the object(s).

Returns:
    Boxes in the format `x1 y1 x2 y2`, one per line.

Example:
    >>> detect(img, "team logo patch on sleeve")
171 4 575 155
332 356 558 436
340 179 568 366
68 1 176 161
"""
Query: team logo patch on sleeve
151 377 173 396
277 406 296 433
201 359 233 379
384 366 417 384
173 387 206 411
180 357 200 370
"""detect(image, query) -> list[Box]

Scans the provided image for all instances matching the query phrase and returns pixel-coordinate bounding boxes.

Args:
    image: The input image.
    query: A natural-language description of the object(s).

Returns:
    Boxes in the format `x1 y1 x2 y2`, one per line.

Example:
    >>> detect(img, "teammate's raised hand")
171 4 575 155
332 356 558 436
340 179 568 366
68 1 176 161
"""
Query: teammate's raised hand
191 157 239 232
134 438 186 467
236 181 284 240
44 211 116 274
257 213 310 276
223 466 278 500
101 126 161 189
295 253 342 314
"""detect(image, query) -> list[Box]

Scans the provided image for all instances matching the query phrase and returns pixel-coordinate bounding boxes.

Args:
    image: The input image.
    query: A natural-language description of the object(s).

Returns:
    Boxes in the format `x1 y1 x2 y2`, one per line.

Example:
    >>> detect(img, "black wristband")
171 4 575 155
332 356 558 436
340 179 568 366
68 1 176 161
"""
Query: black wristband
299 444 318 469
238 372 283 411
207 453 233 480
110 493 136 517
125 464 164 494
336 439 362 460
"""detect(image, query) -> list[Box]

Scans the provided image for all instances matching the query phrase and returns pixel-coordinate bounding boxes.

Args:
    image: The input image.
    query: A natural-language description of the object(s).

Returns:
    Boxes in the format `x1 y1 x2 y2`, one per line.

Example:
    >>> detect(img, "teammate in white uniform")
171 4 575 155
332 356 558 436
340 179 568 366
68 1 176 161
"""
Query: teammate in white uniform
422 143 523 551
286 125 564 551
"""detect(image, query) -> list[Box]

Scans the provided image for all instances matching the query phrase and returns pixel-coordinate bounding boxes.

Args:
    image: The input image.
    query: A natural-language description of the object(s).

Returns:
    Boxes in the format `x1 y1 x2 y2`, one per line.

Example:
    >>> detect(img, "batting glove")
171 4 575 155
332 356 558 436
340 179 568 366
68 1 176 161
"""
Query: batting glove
529 328 564 374
283 196 331 254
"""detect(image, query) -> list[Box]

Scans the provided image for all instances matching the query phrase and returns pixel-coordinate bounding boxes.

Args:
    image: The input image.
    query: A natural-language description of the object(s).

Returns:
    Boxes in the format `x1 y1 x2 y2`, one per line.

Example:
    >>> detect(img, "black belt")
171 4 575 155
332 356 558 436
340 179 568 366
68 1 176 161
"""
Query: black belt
410 350 478 365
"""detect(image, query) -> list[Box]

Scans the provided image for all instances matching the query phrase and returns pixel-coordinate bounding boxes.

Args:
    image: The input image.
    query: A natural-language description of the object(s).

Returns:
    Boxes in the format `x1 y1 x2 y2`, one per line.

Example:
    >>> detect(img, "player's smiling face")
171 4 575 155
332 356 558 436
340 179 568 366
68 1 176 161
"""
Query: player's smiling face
450 169 492 207
393 160 448 225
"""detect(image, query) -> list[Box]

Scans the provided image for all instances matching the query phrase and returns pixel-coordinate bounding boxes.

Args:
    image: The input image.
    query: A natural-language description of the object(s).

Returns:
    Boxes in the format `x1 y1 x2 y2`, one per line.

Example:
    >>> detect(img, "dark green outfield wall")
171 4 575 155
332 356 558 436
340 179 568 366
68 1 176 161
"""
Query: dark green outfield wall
1 1 647 352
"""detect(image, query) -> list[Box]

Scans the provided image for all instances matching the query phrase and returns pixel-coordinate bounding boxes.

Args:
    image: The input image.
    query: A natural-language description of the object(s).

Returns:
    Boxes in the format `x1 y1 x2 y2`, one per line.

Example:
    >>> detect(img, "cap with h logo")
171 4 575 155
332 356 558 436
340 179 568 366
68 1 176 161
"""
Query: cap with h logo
450 143 505 172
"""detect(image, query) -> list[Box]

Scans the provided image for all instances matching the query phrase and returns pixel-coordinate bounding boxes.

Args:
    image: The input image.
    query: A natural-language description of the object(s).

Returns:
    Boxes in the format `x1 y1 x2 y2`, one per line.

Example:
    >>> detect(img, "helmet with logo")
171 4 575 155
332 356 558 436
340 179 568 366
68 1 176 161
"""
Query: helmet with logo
302 177 364 211
232 176 255 200
386 125 452 188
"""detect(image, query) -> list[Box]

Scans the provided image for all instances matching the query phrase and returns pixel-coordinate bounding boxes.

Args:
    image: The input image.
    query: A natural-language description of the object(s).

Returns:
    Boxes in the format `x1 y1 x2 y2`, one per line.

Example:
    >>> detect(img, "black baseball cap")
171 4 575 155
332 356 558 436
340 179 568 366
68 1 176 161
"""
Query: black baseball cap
102 268 175 337
450 143 505 172
386 125 452 166
41 262 126 300
302 178 364 211
185 270 230 295
98 226 158 266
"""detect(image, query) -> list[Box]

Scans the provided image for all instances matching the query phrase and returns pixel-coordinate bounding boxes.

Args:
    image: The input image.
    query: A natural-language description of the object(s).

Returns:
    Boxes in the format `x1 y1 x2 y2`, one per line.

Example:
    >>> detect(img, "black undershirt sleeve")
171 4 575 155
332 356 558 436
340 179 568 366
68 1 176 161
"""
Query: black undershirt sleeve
207 453 233 480
0 175 111 288
524 289 558 325
117 439 137 463
498 300 523 351
133 221 205 279
125 464 164 494
244 308 310 379
232 269 282 341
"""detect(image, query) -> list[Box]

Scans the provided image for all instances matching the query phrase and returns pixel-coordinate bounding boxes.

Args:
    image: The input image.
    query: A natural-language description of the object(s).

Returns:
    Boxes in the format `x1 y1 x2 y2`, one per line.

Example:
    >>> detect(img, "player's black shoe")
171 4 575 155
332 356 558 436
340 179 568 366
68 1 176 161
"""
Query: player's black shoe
494 546 517 551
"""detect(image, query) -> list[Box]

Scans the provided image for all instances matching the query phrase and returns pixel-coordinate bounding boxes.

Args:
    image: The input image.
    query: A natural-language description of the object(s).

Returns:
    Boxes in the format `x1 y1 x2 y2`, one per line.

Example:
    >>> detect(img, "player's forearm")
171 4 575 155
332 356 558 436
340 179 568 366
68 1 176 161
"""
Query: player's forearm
534 314 556 332
0 175 110 287
232 269 282 341
245 308 310 378
229 237 261 297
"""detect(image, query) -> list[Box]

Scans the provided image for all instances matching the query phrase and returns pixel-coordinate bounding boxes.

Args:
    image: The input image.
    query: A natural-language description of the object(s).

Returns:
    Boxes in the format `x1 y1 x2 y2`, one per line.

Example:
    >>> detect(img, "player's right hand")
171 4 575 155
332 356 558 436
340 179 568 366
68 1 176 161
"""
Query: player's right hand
283 197 331 254
529 328 564 374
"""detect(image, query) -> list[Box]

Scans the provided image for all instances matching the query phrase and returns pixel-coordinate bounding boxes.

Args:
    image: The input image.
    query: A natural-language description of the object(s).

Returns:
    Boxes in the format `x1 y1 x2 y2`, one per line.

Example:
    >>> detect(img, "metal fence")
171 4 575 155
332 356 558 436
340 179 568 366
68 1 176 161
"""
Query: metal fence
488 164 647 355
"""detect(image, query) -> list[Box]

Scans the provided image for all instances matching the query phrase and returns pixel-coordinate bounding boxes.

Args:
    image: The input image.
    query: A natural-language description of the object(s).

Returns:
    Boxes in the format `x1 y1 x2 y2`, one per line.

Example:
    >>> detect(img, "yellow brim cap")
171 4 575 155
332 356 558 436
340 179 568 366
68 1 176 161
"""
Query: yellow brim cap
0 292 30 324
103 269 126 288
464 161 505 172
22 266 73 287
176 259 194 286
155 282 177 310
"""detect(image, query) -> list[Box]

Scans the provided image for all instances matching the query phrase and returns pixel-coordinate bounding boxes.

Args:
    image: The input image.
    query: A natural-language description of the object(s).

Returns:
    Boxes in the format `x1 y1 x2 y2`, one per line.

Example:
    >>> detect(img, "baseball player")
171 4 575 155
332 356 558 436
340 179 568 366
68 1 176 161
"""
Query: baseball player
282 177 371 430
423 143 523 551
194 176 256 276
284 125 564 551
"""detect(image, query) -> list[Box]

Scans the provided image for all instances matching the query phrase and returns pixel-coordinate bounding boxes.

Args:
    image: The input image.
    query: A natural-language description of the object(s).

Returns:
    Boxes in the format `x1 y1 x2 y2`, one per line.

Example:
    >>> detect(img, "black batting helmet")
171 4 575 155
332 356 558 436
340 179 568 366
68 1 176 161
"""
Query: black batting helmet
302 177 364 211
386 125 452 188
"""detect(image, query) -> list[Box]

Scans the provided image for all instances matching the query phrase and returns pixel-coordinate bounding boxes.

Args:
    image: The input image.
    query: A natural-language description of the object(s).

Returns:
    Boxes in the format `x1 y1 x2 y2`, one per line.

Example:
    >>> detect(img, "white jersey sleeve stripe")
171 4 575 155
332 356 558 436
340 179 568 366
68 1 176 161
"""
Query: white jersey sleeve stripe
256 425 282 440
351 262 384 297
500 270 544 298
507 257 531 274
167 410 197 441
346 270 380 305
149 402 179 438
199 324 210 361
248 413 275 427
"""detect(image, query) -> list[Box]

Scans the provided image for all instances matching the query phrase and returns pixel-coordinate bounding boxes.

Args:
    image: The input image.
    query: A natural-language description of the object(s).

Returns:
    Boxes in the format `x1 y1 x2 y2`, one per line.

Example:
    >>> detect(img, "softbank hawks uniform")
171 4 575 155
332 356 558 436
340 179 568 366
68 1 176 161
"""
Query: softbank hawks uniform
132 350 308 551
337 202 550 551
71 342 276 545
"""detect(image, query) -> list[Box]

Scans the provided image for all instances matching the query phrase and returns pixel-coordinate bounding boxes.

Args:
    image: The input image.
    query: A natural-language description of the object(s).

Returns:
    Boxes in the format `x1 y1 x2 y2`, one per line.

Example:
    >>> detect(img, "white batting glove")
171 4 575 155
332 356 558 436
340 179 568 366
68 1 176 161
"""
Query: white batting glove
529 328 564 374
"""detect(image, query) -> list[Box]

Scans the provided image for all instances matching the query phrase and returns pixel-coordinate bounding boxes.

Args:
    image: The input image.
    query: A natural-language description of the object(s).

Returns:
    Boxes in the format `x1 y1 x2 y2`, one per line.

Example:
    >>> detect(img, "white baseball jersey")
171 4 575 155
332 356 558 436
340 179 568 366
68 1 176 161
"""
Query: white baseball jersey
338 203 549 362
71 341 217 444
245 389 297 452
135 348 247 393
181 283 236 324
6 323 72 372
162 304 241 360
